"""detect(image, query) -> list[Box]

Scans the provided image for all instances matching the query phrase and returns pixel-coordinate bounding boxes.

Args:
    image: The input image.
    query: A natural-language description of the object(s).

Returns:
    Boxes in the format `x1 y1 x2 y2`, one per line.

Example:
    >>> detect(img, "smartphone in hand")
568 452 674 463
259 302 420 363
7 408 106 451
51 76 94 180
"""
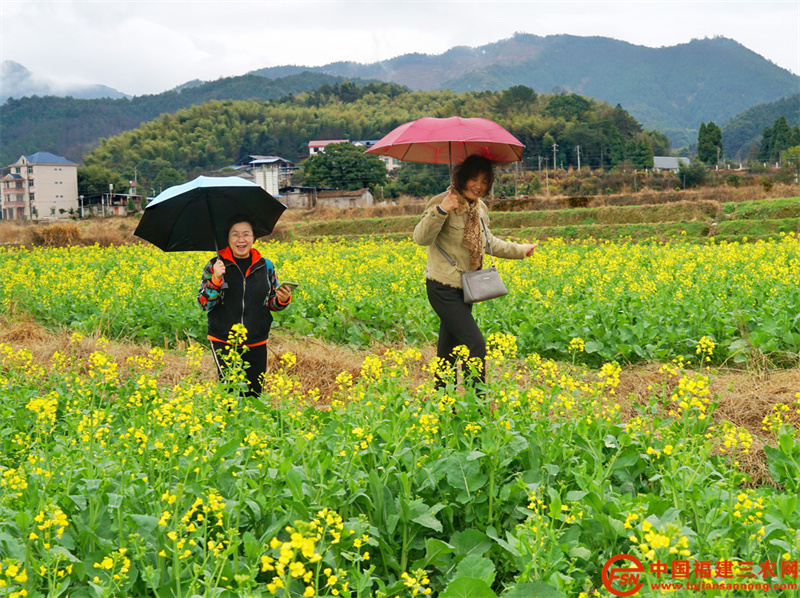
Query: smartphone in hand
277 281 300 292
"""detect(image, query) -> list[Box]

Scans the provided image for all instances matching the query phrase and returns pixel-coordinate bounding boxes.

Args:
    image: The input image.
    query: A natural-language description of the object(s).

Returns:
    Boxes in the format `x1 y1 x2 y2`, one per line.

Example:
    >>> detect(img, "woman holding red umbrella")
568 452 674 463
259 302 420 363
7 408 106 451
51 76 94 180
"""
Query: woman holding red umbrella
413 155 536 392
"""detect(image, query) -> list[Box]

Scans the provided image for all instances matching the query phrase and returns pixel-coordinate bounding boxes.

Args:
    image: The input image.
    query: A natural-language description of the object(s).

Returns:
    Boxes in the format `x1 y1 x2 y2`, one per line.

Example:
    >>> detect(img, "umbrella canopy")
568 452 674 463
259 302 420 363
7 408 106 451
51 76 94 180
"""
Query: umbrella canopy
365 116 524 165
133 176 286 252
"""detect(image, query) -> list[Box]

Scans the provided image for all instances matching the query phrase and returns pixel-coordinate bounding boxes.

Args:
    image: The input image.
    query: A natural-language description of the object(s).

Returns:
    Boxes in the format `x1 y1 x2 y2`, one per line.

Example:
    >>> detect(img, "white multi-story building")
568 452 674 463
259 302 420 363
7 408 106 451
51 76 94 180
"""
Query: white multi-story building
231 155 296 198
1 152 79 220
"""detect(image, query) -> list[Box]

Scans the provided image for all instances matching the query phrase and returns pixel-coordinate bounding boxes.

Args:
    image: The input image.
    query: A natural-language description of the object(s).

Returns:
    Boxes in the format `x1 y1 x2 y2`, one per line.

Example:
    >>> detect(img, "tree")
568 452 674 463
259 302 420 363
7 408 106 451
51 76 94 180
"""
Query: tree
759 116 797 163
636 138 654 169
385 163 450 198
77 164 129 196
698 121 723 164
546 93 591 120
541 132 556 166
645 130 671 156
302 142 388 191
610 104 642 138
153 168 186 190
678 158 707 188
782 146 800 172
495 85 537 115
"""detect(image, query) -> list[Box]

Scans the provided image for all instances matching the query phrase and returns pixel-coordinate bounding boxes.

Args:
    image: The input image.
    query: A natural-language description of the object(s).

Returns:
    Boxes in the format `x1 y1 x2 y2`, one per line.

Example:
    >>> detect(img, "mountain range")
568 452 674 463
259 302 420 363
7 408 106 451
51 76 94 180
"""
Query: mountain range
251 34 799 149
0 61 129 103
0 72 381 165
1 33 798 163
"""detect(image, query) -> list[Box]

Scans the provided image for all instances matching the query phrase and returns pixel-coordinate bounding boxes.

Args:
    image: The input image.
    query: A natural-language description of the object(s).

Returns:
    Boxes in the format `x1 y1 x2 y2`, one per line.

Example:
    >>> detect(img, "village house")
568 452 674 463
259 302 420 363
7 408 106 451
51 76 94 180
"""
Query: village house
78 192 143 217
1 152 78 220
308 140 349 156
653 156 690 172
280 185 374 209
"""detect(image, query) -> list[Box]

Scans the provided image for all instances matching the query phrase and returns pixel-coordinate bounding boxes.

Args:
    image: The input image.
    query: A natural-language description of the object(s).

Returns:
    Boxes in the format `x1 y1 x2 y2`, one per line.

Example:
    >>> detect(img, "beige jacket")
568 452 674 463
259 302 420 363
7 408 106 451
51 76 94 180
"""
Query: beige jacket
412 189 528 288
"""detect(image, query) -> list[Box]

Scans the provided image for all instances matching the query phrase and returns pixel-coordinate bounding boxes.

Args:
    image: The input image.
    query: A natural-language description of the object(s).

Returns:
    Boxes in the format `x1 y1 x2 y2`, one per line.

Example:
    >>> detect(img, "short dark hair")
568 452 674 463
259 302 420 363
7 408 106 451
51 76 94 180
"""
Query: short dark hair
452 155 494 197
226 215 256 237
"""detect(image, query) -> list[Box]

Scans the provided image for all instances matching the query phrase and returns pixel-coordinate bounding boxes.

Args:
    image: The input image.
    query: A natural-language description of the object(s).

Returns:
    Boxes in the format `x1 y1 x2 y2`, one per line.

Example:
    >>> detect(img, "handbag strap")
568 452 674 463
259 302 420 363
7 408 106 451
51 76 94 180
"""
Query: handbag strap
434 216 496 272
434 241 463 273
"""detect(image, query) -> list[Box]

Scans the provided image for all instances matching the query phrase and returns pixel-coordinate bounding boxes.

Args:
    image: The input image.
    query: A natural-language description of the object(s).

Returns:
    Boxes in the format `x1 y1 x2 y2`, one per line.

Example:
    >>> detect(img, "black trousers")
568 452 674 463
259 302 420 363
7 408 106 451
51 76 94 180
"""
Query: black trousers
210 341 268 397
425 278 486 388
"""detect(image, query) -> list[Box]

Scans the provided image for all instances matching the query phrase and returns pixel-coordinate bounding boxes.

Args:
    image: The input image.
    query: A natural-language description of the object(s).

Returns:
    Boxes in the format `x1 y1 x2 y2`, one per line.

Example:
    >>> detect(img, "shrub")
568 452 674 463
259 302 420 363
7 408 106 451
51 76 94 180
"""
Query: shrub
677 159 707 189
30 222 82 247
566 196 591 208
774 166 796 185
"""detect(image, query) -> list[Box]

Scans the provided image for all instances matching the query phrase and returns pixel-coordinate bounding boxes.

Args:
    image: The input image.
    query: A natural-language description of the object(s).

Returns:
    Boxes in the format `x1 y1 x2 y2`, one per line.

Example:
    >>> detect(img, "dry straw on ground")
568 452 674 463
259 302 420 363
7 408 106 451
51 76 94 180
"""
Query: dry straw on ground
2 317 797 486
0 218 140 247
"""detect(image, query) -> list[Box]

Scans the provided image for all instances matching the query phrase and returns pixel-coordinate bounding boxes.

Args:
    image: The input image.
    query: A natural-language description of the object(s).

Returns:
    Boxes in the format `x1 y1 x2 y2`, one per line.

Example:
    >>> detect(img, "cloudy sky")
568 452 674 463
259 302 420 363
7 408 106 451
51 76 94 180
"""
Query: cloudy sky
2 0 798 97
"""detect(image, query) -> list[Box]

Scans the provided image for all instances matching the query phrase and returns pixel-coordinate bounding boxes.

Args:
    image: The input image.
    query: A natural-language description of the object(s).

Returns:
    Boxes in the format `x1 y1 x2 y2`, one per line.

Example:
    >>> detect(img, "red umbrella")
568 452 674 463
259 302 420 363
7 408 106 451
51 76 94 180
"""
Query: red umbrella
365 116 524 165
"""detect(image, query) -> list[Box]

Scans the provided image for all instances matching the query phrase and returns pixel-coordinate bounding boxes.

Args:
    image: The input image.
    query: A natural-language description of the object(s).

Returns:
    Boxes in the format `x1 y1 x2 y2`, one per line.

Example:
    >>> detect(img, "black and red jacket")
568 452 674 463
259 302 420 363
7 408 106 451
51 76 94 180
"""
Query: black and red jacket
197 246 290 346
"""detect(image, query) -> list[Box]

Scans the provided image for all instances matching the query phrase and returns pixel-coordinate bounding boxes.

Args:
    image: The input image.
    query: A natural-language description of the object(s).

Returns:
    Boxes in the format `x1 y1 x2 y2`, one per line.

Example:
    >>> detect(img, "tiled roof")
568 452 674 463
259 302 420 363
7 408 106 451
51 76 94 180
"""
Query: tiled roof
25 151 76 165
317 188 372 198
308 140 349 147
653 156 690 170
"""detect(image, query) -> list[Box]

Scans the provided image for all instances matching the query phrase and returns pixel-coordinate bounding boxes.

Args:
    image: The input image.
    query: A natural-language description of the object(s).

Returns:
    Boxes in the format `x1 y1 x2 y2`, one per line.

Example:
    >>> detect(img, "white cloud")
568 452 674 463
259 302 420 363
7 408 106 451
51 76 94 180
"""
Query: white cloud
1 0 798 96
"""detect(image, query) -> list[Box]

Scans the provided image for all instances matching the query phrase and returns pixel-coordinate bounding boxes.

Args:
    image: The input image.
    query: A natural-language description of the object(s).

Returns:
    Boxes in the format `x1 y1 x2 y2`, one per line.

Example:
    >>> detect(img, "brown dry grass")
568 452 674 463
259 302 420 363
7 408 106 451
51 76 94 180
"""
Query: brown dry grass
278 195 427 223
490 183 800 213
0 217 141 247
3 184 797 248
613 362 800 486
2 316 797 486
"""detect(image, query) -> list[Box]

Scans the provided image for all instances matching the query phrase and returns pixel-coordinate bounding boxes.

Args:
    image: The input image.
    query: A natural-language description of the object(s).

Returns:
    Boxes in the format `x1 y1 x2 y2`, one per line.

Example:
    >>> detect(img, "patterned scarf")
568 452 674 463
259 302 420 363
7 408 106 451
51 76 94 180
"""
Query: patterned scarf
460 195 483 271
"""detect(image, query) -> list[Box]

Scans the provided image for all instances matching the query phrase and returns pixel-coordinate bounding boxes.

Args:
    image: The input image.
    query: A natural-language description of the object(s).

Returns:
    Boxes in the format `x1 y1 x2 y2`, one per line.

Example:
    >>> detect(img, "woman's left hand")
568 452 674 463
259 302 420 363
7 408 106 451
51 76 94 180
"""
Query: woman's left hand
522 243 538 257
276 286 292 303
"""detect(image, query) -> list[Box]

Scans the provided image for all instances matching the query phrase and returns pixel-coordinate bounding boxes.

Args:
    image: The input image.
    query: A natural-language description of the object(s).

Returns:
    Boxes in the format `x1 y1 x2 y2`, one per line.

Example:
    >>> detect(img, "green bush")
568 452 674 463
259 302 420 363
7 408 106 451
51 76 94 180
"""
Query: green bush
725 174 742 187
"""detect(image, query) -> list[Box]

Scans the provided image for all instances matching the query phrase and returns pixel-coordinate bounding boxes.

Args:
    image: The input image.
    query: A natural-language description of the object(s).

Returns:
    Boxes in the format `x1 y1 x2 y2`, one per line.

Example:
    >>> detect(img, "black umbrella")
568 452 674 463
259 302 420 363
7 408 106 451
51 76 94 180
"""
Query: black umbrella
133 176 287 252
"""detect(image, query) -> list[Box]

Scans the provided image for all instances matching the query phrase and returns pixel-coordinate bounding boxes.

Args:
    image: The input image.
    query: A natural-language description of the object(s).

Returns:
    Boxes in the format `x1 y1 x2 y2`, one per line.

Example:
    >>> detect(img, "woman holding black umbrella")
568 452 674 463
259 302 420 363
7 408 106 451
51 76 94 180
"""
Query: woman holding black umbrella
197 216 292 397
413 155 536 392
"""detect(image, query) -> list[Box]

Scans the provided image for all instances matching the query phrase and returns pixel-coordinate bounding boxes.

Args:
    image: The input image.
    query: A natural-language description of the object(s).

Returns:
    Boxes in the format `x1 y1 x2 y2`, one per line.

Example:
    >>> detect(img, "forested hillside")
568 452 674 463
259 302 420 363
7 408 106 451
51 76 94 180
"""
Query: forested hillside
253 34 800 148
83 85 658 192
722 94 800 161
4 34 796 168
0 72 377 165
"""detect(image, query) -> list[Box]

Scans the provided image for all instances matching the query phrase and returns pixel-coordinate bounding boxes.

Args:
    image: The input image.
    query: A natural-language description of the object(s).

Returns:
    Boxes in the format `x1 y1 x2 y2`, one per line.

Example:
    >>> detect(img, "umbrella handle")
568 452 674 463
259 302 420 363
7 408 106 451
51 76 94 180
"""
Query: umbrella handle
205 196 222 260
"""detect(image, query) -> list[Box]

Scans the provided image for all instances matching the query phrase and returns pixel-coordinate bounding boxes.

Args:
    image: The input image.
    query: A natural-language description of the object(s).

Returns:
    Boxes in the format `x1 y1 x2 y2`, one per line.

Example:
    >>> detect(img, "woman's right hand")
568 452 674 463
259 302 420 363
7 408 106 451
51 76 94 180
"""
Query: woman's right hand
212 259 226 283
439 190 459 213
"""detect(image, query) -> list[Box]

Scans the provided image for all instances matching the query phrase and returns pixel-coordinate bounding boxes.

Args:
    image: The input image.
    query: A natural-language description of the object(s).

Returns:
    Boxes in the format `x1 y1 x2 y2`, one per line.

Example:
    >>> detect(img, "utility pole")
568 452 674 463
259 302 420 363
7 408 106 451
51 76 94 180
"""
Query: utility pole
537 156 542 182
576 145 581 171
544 157 550 197
514 161 519 198
552 143 558 173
